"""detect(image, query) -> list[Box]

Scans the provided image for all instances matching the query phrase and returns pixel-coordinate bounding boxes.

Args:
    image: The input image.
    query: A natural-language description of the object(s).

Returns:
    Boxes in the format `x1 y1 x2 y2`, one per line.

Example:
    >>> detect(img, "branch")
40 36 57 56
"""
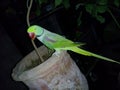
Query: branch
108 8 120 29
26 0 44 63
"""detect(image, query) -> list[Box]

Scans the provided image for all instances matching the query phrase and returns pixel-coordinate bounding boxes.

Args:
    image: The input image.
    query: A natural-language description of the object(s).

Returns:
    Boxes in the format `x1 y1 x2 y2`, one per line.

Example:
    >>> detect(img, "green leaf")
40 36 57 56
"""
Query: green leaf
38 0 42 5
96 5 108 13
37 0 41 5
96 15 105 23
114 0 119 7
36 0 48 5
85 4 98 17
85 4 94 14
97 0 108 5
55 0 63 7
63 0 70 9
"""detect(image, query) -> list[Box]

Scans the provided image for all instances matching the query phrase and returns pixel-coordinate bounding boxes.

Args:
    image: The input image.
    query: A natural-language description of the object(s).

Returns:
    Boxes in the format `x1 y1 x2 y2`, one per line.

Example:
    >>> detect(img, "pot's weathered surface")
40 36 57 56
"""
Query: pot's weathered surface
12 46 88 90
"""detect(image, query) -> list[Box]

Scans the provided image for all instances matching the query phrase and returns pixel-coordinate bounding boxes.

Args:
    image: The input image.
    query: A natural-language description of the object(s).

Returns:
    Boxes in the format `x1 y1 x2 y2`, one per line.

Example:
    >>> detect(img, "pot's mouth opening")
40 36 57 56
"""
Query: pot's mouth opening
12 46 54 81
24 49 54 71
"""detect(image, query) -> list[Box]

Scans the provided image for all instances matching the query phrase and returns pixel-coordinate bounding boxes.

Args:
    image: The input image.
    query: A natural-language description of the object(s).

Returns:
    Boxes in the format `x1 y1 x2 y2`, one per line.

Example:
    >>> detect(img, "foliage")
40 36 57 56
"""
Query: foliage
76 0 120 25
35 0 120 26
54 0 70 8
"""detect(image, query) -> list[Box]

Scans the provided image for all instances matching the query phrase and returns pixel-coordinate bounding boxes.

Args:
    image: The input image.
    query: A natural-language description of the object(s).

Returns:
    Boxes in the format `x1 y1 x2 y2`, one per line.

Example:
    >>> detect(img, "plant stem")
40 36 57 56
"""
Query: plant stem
108 8 120 29
31 40 44 62
27 0 44 62
27 0 33 27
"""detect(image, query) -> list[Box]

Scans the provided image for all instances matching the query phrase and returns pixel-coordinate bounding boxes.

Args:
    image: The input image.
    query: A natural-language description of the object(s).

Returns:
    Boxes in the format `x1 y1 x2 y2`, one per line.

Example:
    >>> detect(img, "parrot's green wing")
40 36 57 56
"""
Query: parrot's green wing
68 47 120 64
43 32 85 50
29 25 120 64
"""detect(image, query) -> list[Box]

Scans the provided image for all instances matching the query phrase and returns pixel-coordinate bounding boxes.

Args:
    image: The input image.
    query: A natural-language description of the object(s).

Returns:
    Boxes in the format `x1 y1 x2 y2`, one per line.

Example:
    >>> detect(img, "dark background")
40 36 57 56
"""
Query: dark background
0 0 120 90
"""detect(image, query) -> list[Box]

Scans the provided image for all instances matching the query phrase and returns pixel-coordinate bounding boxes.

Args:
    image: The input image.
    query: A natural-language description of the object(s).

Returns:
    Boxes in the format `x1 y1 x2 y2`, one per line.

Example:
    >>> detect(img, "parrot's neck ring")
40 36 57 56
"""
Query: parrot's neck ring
36 29 44 37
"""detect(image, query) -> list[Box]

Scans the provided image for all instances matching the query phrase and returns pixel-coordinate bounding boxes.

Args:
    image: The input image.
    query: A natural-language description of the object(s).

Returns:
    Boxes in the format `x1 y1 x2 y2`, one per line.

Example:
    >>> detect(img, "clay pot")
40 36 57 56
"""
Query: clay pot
12 46 88 90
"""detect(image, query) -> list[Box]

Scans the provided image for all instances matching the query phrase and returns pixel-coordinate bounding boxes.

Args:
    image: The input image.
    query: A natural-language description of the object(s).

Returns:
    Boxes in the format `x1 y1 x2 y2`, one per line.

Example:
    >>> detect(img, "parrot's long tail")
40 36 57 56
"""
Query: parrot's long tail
68 47 120 64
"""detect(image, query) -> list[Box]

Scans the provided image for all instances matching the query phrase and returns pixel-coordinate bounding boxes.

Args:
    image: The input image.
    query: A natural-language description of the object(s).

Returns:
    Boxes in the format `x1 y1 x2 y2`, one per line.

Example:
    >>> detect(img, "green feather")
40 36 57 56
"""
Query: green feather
68 47 120 64
27 25 120 64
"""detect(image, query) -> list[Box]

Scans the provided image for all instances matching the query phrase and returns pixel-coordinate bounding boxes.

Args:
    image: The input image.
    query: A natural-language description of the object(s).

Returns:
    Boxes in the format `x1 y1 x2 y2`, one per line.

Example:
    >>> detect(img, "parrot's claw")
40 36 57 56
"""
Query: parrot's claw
53 50 61 57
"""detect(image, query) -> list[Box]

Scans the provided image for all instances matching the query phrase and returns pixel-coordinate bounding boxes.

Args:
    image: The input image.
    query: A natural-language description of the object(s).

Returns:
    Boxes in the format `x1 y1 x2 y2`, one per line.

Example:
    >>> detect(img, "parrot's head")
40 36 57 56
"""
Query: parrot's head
27 25 44 40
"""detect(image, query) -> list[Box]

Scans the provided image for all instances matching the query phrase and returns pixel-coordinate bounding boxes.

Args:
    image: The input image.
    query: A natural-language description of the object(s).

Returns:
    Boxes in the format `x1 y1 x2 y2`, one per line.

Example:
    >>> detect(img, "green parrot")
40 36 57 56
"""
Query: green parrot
27 25 120 64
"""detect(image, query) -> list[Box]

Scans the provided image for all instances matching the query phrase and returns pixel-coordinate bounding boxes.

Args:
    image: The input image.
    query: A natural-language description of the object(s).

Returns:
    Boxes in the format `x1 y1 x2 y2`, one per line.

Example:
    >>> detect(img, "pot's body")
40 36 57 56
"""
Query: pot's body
12 46 88 90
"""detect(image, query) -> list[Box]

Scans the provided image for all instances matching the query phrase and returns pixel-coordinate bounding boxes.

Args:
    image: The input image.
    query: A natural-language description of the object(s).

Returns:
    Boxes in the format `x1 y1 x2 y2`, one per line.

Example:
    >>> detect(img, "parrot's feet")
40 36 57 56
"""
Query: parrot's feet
53 50 61 57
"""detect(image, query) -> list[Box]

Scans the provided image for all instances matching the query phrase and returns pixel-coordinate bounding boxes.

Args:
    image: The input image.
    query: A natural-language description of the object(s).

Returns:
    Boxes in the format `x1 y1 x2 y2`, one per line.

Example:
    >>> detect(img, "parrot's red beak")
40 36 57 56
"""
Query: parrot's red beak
28 32 36 40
